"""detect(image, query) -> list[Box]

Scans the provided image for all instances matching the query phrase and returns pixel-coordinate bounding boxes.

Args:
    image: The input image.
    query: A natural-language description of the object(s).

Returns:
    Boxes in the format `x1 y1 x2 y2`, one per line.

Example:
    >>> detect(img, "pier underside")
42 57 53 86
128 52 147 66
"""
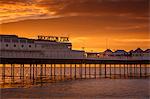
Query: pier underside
0 58 150 88
0 58 150 64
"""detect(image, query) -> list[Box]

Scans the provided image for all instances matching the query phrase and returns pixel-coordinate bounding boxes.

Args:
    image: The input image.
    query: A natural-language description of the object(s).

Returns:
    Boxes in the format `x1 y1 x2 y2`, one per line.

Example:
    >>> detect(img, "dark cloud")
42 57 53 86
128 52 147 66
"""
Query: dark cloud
54 0 149 17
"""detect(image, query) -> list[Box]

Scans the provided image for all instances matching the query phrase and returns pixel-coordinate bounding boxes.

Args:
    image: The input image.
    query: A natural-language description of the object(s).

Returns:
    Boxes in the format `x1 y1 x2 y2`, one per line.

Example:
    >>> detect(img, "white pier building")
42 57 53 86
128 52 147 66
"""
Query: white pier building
0 35 85 59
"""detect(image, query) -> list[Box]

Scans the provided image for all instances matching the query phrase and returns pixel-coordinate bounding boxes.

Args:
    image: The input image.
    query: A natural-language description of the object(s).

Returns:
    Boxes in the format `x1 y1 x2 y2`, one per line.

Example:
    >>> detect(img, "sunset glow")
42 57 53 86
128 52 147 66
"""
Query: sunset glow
0 0 149 51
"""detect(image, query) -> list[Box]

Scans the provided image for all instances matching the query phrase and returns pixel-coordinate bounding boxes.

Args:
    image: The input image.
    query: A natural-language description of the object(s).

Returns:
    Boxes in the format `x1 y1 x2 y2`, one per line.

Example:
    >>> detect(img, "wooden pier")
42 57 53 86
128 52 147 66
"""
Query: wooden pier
0 58 149 88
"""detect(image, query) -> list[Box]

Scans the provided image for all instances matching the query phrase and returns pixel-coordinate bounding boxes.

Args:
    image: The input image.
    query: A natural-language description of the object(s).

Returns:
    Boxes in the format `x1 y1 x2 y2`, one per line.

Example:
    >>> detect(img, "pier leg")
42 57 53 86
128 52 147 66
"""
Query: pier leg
20 64 22 80
40 64 43 86
11 64 14 84
135 64 137 78
30 64 32 80
144 64 147 78
64 64 66 79
109 64 111 78
140 64 142 78
45 64 47 77
119 64 121 78
129 64 132 79
2 64 5 84
80 64 82 79
105 64 107 78
123 64 126 78
32 64 35 84
22 64 24 85
35 64 38 82
60 64 62 80
114 64 116 79
94 64 96 79
50 64 53 80
70 64 72 80
99 64 101 78
89 64 91 78
54 64 56 81
75 64 77 79
85 64 86 79
127 64 129 78
134 64 136 78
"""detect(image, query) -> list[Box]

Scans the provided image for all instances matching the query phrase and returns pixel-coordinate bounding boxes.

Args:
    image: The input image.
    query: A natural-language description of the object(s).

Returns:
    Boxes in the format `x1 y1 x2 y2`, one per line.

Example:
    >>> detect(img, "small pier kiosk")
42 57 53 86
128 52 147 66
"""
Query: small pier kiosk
0 35 149 87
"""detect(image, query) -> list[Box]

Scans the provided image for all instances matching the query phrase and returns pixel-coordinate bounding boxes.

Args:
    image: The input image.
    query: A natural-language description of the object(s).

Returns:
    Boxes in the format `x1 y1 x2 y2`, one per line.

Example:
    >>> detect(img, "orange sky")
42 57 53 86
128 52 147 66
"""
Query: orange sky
0 0 149 52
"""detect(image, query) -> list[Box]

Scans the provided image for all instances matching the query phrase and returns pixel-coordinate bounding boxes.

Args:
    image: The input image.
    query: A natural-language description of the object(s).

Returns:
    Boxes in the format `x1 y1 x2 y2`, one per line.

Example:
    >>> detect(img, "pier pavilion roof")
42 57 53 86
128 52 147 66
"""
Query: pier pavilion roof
104 49 113 53
144 49 150 53
134 48 143 53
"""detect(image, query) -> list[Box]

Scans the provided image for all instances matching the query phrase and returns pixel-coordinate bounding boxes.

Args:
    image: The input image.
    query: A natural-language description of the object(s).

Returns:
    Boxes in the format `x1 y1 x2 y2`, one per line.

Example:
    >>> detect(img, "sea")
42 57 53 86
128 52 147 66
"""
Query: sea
0 64 150 99
1 79 149 99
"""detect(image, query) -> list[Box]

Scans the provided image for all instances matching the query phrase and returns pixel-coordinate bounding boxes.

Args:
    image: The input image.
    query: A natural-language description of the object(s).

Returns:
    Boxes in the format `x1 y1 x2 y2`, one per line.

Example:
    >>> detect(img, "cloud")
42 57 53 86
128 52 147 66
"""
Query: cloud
0 1 58 24
0 0 149 24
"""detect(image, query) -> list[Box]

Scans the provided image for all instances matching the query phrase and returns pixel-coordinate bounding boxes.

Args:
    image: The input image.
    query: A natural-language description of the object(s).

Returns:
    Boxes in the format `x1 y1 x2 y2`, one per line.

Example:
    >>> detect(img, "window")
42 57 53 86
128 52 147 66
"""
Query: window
27 39 34 43
29 45 31 48
4 38 10 42
21 45 24 48
6 44 8 47
14 44 16 47
12 39 18 43
20 39 26 43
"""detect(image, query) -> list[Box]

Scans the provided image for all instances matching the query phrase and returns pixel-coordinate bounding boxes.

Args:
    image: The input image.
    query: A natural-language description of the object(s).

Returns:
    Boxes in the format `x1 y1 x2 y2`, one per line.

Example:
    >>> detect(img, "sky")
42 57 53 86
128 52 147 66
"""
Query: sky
0 0 149 52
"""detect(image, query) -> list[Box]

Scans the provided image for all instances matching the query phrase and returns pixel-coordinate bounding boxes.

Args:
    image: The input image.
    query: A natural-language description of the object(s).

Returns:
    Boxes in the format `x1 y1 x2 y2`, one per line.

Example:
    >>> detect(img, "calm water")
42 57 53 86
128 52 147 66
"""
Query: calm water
1 79 150 99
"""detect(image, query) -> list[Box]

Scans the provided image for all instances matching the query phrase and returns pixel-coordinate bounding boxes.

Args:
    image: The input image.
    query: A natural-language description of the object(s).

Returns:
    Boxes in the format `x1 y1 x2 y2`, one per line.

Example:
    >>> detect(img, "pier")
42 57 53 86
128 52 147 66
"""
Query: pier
0 58 149 88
